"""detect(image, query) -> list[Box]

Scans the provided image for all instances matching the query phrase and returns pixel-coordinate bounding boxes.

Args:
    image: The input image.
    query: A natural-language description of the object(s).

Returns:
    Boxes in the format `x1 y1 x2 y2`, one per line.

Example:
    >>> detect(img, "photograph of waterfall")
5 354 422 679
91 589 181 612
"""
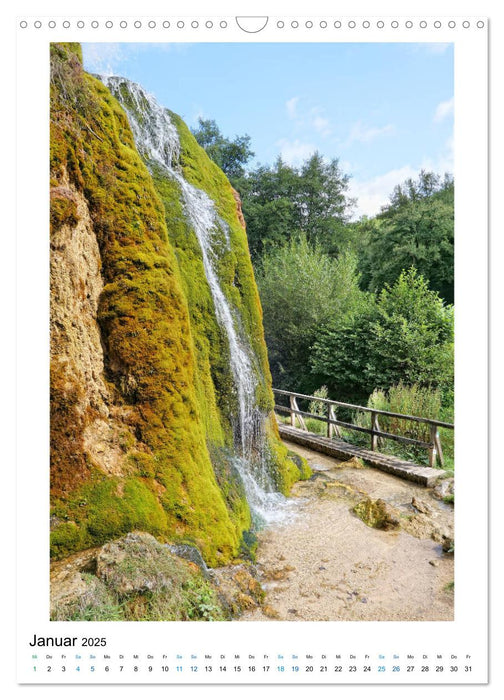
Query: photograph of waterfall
49 40 455 623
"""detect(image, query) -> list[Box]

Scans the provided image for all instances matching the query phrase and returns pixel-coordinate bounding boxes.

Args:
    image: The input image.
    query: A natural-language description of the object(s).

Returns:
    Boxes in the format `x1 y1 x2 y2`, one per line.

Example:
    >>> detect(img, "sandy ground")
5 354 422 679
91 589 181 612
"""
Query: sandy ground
240 441 454 622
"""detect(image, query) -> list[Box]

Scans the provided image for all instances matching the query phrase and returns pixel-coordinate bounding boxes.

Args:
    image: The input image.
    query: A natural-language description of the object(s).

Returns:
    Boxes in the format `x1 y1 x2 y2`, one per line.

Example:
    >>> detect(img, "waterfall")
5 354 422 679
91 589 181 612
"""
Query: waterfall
102 77 294 525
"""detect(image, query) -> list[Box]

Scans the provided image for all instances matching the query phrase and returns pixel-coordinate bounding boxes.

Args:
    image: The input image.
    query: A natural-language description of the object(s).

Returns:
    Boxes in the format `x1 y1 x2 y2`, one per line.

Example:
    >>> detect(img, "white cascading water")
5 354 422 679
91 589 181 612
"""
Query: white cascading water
102 77 295 525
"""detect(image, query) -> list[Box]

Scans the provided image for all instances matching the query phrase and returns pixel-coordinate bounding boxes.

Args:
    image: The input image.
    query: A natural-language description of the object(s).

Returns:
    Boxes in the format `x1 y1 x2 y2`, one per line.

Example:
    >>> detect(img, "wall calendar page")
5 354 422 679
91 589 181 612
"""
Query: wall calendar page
12 0 493 694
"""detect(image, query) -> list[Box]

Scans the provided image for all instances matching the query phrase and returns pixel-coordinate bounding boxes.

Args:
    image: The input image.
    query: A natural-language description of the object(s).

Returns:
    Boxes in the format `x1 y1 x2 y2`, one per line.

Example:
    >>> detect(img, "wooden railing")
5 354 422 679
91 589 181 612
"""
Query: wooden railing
273 388 454 468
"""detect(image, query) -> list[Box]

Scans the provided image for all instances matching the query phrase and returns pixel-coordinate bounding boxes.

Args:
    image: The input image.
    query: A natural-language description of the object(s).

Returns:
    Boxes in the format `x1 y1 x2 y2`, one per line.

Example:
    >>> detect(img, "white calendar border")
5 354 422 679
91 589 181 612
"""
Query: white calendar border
11 0 490 690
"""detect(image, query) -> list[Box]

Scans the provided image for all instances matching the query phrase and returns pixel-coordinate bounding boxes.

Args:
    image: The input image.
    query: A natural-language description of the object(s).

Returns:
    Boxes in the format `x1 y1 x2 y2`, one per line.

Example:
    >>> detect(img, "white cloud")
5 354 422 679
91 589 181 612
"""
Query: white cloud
285 98 332 137
346 121 395 146
421 136 454 174
83 43 193 77
349 135 454 220
349 165 418 219
424 43 452 55
434 97 454 123
286 97 300 120
410 43 452 55
312 113 331 137
83 43 126 76
276 138 316 165
190 108 207 127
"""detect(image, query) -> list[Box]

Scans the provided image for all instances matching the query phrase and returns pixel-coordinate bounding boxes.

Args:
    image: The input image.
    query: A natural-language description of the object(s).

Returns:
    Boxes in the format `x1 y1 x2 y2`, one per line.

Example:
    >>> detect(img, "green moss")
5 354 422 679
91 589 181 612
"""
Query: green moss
50 522 86 558
353 498 400 530
50 44 308 567
164 113 309 491
262 417 311 495
50 195 79 232
56 42 83 63
50 44 242 566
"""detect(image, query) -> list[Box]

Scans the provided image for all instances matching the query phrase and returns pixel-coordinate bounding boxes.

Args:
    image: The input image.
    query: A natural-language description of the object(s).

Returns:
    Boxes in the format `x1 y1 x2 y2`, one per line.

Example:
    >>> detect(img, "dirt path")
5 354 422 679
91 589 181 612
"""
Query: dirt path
240 441 454 622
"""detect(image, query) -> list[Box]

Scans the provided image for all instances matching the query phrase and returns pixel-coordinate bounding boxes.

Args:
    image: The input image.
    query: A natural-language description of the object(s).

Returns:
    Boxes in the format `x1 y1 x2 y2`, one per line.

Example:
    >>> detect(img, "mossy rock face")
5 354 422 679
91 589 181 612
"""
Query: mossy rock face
50 44 241 565
353 498 401 530
49 43 308 567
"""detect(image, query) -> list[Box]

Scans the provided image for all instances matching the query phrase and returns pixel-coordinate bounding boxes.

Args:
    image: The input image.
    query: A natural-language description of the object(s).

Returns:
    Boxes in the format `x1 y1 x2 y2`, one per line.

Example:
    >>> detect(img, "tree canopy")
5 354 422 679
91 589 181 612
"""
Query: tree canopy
357 171 454 303
191 117 255 178
256 235 367 394
311 268 454 403
234 153 356 260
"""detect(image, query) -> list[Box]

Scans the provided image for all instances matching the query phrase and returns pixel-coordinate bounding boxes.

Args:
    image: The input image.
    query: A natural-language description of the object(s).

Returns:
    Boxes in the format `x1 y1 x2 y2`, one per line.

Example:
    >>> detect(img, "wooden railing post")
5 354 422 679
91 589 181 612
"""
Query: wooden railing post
371 411 378 451
290 395 307 431
289 395 296 428
327 405 341 439
435 429 444 467
428 423 438 467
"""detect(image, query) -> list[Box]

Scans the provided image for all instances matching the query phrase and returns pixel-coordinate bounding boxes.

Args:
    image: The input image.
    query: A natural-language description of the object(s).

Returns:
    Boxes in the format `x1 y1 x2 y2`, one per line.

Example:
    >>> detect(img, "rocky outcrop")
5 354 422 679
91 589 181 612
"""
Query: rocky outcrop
49 43 308 569
50 531 264 621
353 498 401 530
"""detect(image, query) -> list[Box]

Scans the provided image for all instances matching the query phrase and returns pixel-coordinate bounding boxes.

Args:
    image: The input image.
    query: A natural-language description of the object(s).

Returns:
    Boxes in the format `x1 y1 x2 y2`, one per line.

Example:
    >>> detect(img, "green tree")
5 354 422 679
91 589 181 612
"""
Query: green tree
311 268 454 403
357 171 454 303
191 118 254 178
234 158 301 259
256 235 368 393
235 153 356 261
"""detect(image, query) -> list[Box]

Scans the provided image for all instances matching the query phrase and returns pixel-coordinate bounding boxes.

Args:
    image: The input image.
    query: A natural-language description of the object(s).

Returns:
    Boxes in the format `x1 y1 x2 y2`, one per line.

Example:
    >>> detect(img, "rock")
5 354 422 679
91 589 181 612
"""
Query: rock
353 498 400 530
96 532 191 596
262 605 281 619
212 564 265 616
262 565 295 581
442 535 455 554
412 497 433 515
50 547 104 618
432 478 454 501
429 560 439 567
231 187 246 228
167 543 212 579
340 457 366 470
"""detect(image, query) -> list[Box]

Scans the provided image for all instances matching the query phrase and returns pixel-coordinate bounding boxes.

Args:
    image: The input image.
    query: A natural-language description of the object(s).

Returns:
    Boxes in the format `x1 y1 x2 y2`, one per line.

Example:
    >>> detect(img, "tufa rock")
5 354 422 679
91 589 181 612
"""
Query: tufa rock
432 478 454 501
353 498 401 530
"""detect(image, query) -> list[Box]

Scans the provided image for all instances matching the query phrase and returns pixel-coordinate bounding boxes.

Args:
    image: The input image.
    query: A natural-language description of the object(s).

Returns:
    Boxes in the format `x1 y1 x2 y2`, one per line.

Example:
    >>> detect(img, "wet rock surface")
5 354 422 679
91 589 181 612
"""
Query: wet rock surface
240 441 454 622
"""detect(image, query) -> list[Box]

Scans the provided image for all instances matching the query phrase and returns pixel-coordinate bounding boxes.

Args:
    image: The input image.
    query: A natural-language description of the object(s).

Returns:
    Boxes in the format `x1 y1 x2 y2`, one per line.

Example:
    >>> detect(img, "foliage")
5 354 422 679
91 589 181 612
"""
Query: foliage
308 385 329 417
311 268 454 404
357 171 454 303
256 235 368 394
191 117 254 178
367 382 442 442
346 382 454 466
234 153 356 260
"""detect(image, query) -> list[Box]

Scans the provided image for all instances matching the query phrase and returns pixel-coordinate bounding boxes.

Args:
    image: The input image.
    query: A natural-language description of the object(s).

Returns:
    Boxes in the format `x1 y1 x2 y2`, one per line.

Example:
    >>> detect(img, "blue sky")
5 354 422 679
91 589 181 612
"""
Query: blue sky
82 42 453 218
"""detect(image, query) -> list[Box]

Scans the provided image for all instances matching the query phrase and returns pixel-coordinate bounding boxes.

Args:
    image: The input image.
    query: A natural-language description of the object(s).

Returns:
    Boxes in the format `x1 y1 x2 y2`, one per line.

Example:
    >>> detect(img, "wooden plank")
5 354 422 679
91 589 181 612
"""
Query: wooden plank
279 424 445 487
